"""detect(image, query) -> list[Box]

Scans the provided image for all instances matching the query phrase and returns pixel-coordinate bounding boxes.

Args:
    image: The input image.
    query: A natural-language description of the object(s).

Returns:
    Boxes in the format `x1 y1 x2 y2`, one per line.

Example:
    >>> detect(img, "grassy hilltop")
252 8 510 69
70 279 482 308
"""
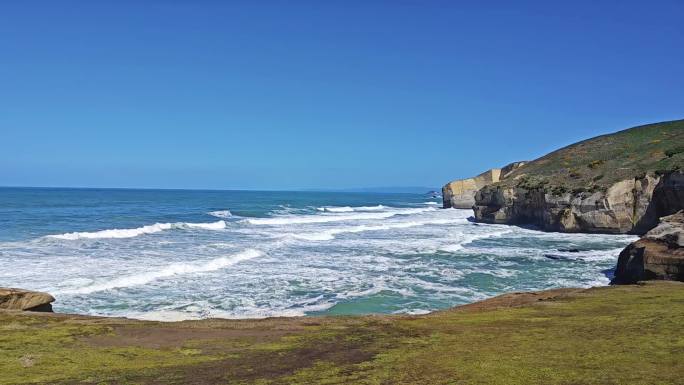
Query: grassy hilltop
2 282 683 385
501 119 684 194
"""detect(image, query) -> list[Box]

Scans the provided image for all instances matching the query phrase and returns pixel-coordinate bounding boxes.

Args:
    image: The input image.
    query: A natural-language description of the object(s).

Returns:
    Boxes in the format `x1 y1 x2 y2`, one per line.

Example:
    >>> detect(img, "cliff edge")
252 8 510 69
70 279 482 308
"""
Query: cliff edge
472 119 684 234
442 162 525 209
612 210 684 284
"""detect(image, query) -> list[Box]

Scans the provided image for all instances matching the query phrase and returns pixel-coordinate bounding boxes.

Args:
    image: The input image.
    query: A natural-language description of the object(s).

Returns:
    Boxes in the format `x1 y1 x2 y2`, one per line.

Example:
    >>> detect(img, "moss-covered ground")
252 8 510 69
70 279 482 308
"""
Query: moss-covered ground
2 281 683 384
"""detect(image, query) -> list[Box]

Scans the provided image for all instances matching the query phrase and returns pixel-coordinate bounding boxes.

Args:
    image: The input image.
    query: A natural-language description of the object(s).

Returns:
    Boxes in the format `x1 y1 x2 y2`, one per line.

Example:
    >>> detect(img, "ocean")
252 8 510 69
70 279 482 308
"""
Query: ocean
0 187 637 321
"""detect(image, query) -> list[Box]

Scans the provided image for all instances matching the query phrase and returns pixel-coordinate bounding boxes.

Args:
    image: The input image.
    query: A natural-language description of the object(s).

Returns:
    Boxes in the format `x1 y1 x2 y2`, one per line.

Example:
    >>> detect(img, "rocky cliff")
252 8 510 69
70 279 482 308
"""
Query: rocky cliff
0 288 54 312
612 211 684 284
442 162 526 209
474 170 684 234
471 119 684 234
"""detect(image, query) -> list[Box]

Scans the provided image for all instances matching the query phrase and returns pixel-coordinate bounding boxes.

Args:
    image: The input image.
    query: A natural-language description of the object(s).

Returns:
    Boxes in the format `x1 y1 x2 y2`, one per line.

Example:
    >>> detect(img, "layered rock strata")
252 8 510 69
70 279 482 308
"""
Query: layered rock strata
473 171 683 234
442 162 525 209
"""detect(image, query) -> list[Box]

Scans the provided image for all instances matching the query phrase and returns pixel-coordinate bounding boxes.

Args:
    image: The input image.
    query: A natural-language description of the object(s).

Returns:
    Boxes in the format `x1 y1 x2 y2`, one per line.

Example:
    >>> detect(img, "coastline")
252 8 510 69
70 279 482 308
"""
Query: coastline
3 281 683 384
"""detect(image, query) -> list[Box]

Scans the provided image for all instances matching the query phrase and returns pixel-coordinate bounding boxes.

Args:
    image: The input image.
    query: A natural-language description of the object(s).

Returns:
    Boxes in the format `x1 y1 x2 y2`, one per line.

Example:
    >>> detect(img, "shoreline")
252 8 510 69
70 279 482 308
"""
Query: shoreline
3 281 682 384
5 283 585 323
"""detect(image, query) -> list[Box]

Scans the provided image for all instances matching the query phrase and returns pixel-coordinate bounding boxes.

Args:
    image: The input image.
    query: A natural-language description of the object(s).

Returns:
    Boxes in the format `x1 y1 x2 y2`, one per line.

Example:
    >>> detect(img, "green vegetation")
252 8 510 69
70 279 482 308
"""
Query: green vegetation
2 282 683 384
665 145 684 158
499 119 684 190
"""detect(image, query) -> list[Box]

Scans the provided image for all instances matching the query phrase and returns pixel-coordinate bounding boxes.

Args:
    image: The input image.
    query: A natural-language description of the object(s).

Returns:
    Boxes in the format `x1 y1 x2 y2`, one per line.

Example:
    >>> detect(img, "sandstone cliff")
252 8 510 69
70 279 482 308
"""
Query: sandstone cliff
0 288 54 312
471 119 684 234
474 170 683 234
442 162 526 209
612 211 683 284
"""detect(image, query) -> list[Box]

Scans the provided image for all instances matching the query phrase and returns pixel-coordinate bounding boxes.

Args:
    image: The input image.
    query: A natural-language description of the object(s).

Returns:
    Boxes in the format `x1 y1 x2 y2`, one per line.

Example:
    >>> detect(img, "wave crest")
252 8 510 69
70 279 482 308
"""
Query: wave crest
48 220 226 240
57 249 262 294
316 205 386 213
208 210 232 218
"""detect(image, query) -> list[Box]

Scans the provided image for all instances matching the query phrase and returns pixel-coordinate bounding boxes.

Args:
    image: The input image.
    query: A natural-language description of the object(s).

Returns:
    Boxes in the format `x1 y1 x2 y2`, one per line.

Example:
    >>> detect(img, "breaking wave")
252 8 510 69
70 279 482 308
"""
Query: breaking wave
247 207 435 225
208 210 232 218
57 249 262 294
290 218 466 241
47 220 226 240
316 205 386 212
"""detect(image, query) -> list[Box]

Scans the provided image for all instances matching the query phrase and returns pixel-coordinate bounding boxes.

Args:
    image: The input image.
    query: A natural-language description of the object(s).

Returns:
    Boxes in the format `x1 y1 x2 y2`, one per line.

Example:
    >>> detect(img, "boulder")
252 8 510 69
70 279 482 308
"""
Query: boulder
0 288 55 312
612 211 684 284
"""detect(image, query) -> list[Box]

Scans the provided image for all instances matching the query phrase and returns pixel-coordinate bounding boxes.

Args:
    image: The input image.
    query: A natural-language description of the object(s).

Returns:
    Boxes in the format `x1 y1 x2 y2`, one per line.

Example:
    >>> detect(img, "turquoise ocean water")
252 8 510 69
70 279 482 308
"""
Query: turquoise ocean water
0 187 637 320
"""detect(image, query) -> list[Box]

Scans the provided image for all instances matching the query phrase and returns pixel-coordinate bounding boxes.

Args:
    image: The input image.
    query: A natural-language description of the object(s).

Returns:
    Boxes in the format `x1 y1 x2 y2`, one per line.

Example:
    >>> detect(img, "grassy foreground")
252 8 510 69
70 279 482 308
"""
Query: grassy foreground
2 282 683 385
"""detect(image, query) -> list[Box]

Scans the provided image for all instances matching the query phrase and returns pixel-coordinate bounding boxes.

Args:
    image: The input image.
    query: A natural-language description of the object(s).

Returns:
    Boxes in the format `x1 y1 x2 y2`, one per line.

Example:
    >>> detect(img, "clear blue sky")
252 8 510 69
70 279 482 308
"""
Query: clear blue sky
1 1 683 190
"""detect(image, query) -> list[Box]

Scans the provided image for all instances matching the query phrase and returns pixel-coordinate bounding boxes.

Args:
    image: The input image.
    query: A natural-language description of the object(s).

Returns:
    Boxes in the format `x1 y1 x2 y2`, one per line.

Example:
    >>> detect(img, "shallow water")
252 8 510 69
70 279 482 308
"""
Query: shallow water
0 187 637 320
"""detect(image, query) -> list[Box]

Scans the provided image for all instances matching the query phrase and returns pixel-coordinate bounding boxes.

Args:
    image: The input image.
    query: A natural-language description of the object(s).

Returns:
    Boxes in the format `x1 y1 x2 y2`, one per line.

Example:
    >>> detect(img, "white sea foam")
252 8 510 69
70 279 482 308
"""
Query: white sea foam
208 210 232 218
183 221 227 230
290 218 465 241
58 249 262 295
47 220 226 240
422 201 439 205
316 205 386 213
438 229 513 252
1 199 638 321
48 223 174 240
247 207 435 225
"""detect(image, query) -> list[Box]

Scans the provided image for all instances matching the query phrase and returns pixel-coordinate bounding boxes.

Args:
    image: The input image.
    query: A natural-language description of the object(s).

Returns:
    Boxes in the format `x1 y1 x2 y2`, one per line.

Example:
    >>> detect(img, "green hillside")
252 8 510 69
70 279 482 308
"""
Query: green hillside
502 119 684 194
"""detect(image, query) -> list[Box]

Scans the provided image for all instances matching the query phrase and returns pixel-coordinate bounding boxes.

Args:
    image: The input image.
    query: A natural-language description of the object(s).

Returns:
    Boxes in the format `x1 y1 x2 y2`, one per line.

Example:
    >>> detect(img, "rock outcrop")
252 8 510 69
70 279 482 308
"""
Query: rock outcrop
442 162 525 209
612 211 684 284
0 288 55 312
473 171 684 234
466 119 684 234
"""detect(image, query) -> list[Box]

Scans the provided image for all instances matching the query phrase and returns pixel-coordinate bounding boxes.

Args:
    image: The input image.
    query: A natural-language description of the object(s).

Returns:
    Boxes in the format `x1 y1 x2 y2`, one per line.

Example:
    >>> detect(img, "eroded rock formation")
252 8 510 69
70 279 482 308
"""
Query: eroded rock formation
612 211 684 284
0 288 55 312
442 162 525 209
473 171 684 234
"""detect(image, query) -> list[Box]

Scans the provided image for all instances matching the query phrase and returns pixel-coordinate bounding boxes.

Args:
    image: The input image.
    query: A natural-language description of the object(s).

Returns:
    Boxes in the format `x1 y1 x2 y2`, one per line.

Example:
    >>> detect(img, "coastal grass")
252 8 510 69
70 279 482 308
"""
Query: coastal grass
499 119 684 192
1 281 683 384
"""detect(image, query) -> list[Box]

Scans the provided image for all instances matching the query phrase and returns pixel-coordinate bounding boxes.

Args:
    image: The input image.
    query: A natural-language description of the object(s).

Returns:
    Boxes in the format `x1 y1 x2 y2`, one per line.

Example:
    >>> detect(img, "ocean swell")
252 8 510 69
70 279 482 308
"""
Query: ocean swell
47 220 227 240
316 205 386 212
57 249 263 294
247 207 435 225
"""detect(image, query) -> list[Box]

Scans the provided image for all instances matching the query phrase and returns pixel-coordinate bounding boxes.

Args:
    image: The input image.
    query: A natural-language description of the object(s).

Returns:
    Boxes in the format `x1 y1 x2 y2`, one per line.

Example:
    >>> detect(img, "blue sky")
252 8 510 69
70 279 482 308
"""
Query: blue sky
1 1 683 190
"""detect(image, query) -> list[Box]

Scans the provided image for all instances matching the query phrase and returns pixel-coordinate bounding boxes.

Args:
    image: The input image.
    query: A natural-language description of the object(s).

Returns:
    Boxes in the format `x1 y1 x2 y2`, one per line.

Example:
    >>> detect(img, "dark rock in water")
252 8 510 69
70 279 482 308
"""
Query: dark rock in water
544 254 563 260
558 248 580 253
544 254 584 261
612 211 684 284
0 288 55 312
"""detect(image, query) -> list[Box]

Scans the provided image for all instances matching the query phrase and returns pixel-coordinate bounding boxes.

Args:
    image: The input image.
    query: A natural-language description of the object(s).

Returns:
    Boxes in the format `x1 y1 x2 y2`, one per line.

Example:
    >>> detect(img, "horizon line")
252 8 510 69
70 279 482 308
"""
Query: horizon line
0 184 439 194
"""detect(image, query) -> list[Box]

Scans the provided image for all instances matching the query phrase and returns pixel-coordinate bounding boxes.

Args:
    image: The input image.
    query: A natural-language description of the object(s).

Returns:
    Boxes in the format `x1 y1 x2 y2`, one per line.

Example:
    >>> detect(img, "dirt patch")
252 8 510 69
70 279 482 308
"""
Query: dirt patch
443 288 582 313
86 324 292 349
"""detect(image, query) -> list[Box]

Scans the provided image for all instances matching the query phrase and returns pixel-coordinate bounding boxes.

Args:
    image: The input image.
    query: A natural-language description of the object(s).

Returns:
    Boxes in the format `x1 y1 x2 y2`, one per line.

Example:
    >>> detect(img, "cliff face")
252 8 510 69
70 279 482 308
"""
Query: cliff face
474 171 683 234
612 210 684 284
442 162 525 209
442 169 501 209
470 119 684 234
